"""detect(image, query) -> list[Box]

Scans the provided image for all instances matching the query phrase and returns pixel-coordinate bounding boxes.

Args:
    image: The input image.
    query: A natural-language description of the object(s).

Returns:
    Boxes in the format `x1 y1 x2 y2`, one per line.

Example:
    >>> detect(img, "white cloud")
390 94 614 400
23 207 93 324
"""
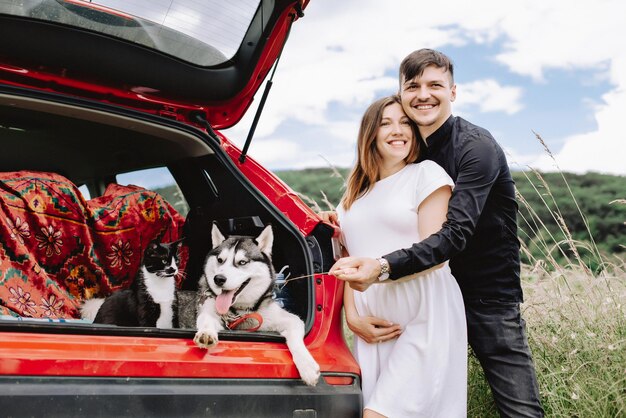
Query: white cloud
491 1 624 83
226 0 626 175
455 79 524 115
529 87 626 175
502 147 545 172
247 139 301 166
247 134 357 171
325 120 360 144
290 153 355 171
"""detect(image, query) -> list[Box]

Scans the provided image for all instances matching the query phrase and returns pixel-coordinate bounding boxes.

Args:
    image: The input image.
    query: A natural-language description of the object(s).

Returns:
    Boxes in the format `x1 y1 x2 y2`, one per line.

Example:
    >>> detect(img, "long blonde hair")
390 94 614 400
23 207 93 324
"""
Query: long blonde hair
341 95 420 210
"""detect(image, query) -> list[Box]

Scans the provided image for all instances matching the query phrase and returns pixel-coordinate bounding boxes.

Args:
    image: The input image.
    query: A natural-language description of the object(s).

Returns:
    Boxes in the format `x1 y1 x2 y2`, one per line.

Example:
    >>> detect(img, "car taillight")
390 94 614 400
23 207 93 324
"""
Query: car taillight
323 375 355 386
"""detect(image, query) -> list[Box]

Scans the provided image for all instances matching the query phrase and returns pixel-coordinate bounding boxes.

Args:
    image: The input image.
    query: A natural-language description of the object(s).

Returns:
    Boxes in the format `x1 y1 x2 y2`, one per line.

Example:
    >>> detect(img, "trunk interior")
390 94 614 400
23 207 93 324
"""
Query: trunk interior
0 88 315 338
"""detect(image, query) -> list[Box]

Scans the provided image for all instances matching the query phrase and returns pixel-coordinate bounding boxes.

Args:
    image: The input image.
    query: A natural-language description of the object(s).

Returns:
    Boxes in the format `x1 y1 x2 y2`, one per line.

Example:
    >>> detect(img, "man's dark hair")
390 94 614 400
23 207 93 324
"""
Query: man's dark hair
399 48 454 85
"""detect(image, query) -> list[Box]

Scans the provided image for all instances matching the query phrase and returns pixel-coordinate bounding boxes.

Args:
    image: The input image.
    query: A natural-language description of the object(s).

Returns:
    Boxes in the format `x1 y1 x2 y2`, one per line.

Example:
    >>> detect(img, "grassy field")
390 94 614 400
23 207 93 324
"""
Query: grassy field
467 266 625 417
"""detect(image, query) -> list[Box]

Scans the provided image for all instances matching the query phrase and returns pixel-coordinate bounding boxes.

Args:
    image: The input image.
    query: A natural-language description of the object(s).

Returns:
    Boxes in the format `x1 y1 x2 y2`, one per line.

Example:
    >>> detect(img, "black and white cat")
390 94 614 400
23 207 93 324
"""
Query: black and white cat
81 240 182 328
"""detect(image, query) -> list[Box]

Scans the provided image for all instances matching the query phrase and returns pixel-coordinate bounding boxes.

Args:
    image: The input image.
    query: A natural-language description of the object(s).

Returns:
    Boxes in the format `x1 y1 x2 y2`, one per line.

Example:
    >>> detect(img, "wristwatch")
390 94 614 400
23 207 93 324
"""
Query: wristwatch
376 257 390 281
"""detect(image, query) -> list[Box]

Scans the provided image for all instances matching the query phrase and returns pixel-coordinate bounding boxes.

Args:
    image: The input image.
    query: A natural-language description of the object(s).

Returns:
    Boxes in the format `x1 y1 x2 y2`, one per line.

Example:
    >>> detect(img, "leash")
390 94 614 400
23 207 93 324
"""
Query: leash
227 312 263 331
276 271 334 290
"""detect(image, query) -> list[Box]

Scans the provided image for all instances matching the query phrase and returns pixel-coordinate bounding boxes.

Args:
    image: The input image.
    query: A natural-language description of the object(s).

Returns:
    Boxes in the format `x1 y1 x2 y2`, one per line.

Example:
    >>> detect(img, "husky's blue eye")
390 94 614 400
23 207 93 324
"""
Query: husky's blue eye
238 260 248 266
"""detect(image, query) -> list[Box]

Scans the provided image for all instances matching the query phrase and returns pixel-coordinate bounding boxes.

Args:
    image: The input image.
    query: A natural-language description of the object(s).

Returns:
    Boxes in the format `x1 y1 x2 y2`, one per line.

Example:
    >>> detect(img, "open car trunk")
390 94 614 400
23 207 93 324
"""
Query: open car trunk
0 87 317 336
0 2 363 415
0 83 360 418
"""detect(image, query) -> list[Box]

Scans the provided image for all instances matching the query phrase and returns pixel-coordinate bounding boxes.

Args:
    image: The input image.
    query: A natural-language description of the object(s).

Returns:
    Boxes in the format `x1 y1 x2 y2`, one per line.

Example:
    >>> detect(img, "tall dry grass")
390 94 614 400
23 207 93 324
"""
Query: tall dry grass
468 136 625 417
468 263 625 417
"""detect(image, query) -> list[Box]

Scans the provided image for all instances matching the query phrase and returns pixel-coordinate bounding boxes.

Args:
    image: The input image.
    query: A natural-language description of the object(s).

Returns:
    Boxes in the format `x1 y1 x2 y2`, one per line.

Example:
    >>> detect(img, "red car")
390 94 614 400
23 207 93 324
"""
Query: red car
0 1 361 416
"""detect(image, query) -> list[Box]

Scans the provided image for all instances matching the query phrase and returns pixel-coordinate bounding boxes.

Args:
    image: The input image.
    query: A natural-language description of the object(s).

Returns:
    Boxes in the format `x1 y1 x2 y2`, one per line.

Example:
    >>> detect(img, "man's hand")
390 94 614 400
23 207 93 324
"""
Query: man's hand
329 256 380 292
345 313 402 344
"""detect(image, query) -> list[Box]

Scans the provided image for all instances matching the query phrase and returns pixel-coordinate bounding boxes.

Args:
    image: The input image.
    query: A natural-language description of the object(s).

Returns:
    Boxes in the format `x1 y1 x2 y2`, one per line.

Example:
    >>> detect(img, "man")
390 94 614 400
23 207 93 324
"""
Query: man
330 49 544 417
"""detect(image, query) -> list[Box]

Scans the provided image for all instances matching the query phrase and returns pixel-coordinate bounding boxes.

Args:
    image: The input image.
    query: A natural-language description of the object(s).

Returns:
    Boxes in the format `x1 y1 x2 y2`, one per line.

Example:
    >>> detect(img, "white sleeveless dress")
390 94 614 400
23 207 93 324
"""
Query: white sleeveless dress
337 161 467 418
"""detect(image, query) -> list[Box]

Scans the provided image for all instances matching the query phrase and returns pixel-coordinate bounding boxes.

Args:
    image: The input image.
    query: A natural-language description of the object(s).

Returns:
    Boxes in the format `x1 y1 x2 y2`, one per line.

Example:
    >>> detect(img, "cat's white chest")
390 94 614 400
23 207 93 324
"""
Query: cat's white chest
142 267 176 328
143 268 176 303
156 304 173 328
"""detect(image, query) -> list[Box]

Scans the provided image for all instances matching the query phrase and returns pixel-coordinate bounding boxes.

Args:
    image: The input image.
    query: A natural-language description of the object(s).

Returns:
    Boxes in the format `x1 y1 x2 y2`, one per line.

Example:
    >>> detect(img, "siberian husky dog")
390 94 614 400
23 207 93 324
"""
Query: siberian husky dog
194 223 320 386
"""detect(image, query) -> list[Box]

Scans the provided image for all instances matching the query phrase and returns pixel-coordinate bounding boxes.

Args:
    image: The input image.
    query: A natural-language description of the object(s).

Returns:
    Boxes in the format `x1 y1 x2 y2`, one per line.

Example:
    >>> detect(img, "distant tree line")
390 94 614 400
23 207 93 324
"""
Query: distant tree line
276 168 626 268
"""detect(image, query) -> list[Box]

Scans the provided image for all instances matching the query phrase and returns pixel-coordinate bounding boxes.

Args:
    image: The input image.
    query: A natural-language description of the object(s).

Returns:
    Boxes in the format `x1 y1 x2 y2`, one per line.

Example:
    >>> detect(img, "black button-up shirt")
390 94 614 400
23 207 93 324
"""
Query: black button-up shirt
384 115 523 302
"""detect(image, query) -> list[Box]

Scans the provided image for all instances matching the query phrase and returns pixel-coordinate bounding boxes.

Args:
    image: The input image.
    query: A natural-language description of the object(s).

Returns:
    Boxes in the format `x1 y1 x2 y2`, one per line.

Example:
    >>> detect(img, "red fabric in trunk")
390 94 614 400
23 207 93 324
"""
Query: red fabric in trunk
0 171 185 319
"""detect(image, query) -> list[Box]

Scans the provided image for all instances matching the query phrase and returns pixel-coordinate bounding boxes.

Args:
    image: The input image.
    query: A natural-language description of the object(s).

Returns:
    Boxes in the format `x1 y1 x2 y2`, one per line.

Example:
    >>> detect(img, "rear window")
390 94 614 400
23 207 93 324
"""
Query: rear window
0 0 261 66
117 167 189 217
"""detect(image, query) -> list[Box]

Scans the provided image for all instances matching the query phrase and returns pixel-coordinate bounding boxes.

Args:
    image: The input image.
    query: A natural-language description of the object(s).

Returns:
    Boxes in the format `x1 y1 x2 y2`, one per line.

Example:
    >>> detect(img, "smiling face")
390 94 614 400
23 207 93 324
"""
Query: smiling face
400 65 456 140
374 102 415 176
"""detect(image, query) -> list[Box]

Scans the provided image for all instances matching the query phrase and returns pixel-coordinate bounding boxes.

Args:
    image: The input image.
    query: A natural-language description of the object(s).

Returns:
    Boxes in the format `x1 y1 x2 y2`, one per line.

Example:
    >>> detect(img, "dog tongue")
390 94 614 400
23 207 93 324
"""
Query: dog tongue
216 289 237 315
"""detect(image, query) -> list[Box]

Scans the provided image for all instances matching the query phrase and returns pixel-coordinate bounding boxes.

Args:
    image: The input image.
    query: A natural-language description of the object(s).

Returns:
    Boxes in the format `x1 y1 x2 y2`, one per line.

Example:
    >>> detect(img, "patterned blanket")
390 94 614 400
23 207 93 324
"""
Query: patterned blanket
0 171 185 319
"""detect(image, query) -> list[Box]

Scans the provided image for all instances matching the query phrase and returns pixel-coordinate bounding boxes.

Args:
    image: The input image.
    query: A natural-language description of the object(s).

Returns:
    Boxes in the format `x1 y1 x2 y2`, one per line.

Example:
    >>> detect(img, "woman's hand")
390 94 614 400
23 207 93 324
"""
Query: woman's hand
318 210 339 226
345 313 402 344
331 257 380 292
342 282 401 345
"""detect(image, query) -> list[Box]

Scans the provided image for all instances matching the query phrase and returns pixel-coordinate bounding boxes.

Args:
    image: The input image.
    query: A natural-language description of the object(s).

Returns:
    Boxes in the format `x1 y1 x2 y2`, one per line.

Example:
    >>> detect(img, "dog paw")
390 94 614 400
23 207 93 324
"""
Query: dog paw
296 357 321 386
193 329 219 349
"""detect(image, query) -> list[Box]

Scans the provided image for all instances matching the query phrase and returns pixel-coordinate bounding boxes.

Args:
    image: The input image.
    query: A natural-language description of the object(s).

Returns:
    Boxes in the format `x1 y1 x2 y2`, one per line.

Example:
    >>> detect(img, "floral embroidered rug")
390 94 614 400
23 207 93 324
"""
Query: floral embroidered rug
0 171 185 319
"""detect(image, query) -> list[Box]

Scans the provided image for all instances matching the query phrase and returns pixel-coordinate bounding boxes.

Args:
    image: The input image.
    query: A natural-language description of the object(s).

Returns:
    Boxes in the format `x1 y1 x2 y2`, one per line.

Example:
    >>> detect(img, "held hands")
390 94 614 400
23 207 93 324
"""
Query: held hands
345 313 402 344
330 257 380 292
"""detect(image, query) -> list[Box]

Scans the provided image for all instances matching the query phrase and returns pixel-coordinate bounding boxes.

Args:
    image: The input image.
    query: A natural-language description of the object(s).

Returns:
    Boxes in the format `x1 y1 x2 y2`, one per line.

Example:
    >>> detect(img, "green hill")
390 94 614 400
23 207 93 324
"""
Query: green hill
276 168 626 269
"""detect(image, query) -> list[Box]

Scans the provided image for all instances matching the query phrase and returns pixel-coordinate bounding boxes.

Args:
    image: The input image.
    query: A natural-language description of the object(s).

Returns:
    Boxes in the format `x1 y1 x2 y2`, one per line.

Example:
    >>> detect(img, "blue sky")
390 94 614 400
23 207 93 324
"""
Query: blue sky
224 0 626 177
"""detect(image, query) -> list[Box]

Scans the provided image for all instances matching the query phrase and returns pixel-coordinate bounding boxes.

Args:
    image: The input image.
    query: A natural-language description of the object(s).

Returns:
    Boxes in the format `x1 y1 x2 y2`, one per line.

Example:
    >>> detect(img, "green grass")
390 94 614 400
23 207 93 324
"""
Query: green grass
469 267 626 417
531 271 625 417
